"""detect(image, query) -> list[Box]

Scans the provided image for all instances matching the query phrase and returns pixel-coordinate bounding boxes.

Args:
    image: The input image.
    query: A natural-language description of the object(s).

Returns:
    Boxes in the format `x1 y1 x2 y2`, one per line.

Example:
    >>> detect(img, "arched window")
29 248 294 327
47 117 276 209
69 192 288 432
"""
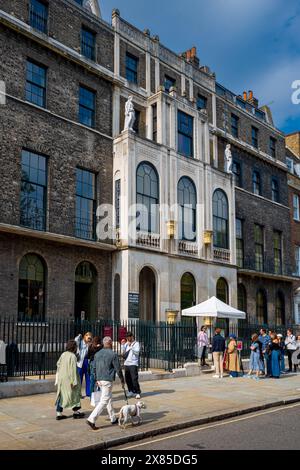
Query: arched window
178 177 197 241
136 162 159 233
216 278 228 304
275 291 285 325
256 289 268 324
181 273 196 310
213 190 229 249
237 284 247 313
18 254 46 320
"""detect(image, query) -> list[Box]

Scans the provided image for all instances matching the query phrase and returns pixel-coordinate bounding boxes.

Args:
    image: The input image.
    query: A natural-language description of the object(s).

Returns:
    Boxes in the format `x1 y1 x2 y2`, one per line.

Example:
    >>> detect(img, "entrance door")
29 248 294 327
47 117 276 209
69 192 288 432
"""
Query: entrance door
74 262 97 321
139 267 156 322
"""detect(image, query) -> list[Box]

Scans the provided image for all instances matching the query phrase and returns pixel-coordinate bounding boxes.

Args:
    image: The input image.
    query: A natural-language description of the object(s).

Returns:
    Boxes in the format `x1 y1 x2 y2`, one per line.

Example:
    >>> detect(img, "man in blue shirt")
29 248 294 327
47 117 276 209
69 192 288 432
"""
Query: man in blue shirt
258 328 271 376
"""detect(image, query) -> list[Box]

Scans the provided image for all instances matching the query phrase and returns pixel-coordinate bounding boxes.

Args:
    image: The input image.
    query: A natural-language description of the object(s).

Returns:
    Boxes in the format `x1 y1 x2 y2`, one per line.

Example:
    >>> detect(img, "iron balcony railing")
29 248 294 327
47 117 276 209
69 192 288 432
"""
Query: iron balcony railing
239 256 296 277
75 216 96 241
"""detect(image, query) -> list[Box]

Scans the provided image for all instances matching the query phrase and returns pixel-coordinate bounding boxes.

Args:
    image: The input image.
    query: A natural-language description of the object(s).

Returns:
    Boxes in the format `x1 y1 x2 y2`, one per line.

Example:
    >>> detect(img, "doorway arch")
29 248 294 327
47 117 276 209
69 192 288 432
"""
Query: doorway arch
75 261 97 321
139 266 156 322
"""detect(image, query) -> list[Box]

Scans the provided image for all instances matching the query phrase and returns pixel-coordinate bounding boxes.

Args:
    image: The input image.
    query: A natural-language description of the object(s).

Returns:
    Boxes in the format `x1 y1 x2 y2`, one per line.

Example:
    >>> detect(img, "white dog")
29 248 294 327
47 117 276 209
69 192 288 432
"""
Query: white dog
118 401 147 429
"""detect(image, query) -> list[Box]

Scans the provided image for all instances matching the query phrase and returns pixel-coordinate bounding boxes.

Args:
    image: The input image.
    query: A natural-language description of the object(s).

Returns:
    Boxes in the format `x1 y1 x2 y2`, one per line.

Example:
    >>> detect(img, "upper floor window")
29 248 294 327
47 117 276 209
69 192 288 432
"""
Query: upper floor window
30 0 48 34
270 137 276 158
152 104 157 142
126 53 138 84
133 110 140 134
115 179 121 230
232 161 242 188
231 114 239 138
271 178 279 203
75 168 96 240
164 75 176 93
213 190 229 249
178 111 193 158
236 218 244 268
74 0 83 4
81 27 96 61
251 126 259 148
254 224 264 271
136 162 159 234
253 170 261 196
293 194 300 221
197 94 207 110
26 59 47 108
177 177 197 242
79 85 96 128
295 246 300 276
286 157 294 174
20 150 47 231
273 231 282 275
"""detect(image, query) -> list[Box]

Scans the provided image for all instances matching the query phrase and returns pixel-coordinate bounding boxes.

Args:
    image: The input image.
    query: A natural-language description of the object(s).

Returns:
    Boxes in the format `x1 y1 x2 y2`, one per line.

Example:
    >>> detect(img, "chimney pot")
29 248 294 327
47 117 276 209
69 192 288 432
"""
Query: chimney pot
249 90 253 100
243 91 247 101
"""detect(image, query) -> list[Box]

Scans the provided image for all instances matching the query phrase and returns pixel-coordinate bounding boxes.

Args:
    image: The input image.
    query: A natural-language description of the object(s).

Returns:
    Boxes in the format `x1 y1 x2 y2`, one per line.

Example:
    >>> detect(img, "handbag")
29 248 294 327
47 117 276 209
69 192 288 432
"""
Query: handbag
90 387 101 408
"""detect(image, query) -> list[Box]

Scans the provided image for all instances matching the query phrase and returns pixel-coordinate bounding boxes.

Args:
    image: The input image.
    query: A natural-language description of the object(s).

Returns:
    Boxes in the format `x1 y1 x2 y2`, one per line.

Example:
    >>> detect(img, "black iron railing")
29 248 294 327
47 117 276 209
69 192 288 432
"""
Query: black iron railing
240 256 296 277
0 316 298 381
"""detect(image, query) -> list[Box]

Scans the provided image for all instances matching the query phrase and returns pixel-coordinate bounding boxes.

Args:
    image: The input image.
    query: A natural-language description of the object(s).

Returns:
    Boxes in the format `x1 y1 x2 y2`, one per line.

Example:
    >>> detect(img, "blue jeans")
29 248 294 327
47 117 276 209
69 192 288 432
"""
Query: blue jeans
78 358 91 397
264 352 272 376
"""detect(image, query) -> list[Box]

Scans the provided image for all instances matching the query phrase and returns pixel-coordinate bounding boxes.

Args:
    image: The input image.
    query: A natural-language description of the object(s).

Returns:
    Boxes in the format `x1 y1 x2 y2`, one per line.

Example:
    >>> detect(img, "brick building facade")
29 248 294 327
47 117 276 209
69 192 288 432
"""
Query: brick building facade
286 132 300 324
215 89 295 324
0 0 116 320
0 0 298 325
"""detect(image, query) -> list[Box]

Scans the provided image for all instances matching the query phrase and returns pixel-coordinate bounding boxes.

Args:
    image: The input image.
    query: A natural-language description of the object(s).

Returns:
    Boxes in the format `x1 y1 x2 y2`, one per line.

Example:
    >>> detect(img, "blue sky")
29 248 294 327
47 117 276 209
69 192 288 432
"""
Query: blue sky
100 0 300 135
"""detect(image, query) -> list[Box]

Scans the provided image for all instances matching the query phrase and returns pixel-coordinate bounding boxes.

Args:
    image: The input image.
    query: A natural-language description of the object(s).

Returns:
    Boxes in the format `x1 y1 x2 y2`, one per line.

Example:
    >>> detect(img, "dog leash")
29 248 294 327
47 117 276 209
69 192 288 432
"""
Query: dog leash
122 384 129 405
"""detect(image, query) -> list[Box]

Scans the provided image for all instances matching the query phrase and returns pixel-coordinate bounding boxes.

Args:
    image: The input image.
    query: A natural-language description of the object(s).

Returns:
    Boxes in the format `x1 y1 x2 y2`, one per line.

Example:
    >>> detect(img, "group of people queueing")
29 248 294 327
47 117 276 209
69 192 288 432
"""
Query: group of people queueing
198 326 300 380
55 330 142 426
247 328 300 380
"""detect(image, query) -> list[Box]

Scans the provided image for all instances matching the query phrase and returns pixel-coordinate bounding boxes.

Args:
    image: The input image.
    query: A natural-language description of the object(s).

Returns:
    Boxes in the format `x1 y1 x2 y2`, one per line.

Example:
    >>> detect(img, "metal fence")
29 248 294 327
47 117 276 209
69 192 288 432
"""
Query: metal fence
0 317 197 380
0 316 299 381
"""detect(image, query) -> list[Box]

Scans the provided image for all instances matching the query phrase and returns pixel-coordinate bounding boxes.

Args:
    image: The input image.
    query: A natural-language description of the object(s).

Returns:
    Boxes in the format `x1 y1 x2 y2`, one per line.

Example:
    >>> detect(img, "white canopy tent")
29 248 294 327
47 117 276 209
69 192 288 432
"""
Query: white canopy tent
182 296 246 320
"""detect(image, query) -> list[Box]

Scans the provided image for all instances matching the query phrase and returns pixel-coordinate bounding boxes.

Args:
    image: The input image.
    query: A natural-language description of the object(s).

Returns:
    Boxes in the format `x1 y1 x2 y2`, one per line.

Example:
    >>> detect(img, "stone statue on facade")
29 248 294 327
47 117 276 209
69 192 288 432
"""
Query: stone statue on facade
83 0 101 18
224 144 233 174
123 96 136 132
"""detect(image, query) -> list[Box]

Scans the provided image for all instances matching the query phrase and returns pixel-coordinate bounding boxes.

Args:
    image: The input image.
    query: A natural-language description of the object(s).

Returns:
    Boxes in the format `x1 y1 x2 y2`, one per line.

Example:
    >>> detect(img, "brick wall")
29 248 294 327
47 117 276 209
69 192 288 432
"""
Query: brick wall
0 25 113 135
216 97 285 162
0 233 112 319
0 0 115 71
238 275 293 324
286 132 300 156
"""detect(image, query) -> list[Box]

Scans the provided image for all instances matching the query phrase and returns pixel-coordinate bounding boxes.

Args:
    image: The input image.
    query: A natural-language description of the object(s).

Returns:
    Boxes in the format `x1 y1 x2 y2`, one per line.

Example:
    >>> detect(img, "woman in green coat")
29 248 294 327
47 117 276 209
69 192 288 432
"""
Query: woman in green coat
55 340 84 420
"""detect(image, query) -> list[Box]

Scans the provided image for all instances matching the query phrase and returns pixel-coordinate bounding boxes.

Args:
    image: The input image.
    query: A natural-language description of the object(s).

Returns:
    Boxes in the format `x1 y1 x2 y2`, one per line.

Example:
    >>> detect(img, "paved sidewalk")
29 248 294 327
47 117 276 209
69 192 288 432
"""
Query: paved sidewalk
0 373 300 450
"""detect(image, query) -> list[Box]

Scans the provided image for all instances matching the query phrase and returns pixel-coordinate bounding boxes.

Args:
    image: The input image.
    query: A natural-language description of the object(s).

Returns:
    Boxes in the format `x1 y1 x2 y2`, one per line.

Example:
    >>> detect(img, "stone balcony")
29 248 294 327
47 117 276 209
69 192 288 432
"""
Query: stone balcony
178 240 198 256
213 248 231 263
136 231 161 249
